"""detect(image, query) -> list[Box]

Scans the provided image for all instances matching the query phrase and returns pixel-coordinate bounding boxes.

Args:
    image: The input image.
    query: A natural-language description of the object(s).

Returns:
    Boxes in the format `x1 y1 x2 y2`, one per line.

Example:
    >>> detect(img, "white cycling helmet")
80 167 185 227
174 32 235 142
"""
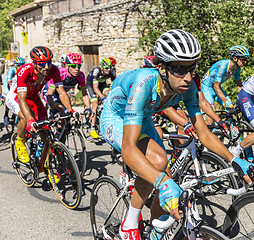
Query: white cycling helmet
154 29 201 62
60 54 67 63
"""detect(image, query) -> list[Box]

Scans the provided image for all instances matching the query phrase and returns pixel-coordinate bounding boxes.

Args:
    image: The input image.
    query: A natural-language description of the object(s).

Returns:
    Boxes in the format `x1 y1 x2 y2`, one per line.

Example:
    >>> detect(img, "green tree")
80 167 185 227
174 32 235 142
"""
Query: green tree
0 0 32 56
138 0 254 101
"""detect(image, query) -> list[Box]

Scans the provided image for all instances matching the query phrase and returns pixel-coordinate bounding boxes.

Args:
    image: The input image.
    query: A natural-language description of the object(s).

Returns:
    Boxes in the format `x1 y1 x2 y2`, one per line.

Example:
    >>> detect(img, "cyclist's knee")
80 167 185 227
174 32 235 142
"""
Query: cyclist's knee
152 154 168 172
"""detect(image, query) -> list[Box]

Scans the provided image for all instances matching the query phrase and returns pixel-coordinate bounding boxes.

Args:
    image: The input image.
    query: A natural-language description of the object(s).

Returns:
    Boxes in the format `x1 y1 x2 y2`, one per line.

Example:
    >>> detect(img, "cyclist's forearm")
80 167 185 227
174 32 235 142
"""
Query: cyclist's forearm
199 93 220 123
58 91 72 111
214 84 227 103
192 115 234 162
82 95 90 109
163 107 188 127
93 85 104 99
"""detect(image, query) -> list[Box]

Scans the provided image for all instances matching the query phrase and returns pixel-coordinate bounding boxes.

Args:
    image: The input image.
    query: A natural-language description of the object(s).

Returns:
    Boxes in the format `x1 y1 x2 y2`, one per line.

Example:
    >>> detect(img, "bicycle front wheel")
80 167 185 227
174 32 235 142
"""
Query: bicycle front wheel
180 151 238 229
169 223 229 240
90 176 129 240
10 132 36 187
222 191 254 239
48 141 82 209
81 115 93 142
64 129 87 178
197 225 230 240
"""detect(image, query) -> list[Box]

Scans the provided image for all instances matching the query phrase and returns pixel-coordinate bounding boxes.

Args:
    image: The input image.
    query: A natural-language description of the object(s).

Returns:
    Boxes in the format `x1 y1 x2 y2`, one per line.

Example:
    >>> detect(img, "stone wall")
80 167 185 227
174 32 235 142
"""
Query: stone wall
43 0 146 74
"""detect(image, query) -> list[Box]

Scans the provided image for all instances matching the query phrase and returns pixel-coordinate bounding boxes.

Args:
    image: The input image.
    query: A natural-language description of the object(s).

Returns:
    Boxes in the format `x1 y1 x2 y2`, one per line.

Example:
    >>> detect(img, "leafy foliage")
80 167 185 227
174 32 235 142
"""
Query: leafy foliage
138 0 254 101
0 0 32 55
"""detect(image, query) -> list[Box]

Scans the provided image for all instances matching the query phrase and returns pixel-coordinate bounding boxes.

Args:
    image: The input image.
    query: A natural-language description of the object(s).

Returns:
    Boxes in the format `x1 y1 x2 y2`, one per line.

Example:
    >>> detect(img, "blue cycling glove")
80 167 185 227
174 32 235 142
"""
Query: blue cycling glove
224 100 234 109
154 173 182 212
231 156 254 178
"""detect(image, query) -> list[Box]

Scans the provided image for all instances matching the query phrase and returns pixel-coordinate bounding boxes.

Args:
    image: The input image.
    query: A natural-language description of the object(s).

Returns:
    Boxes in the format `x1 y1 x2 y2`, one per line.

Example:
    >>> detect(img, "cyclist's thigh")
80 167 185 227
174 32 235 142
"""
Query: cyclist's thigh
138 117 168 167
237 90 254 126
86 82 97 103
6 92 20 116
100 114 123 153
26 95 48 121
100 114 166 155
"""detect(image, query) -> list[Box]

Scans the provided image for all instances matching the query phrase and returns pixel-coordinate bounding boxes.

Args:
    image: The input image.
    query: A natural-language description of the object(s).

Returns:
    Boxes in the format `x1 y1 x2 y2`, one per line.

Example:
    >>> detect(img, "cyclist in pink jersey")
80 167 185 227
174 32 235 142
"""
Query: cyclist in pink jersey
9 46 76 164
42 53 91 116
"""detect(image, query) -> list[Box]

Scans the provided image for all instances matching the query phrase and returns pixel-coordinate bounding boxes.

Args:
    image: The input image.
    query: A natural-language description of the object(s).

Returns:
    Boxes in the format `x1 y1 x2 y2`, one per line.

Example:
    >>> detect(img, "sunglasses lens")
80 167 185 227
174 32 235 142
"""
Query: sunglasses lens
37 61 52 67
169 63 196 77
68 64 81 69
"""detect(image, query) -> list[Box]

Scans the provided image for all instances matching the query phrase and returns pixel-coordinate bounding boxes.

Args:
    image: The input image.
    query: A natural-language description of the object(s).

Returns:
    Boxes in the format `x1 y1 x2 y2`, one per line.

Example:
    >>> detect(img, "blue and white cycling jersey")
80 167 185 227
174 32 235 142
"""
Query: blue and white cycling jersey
3 66 16 94
100 68 201 152
201 59 241 87
242 74 254 96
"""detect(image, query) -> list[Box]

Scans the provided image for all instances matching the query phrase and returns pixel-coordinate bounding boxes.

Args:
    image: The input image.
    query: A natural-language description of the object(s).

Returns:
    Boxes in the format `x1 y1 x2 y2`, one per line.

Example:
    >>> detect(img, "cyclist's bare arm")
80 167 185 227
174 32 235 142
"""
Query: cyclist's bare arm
18 91 34 122
82 89 91 109
198 91 220 122
235 79 242 92
213 81 227 103
163 107 187 127
122 124 167 184
93 83 104 99
56 86 72 112
192 114 232 160
46 87 65 113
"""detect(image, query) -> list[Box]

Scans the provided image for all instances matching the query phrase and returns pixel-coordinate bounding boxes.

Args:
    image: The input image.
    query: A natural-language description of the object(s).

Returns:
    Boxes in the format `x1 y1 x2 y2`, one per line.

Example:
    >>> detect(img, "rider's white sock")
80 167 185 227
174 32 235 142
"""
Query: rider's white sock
123 205 141 230
232 144 244 157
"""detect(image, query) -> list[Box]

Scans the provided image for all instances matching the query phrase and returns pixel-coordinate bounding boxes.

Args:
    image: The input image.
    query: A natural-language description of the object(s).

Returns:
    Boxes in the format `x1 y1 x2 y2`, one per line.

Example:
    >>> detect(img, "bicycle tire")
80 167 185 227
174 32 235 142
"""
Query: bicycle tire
173 224 229 240
48 141 82 209
179 151 238 229
111 146 123 166
64 129 87 178
10 132 36 187
222 191 254 239
5 114 16 135
90 176 129 240
81 115 93 142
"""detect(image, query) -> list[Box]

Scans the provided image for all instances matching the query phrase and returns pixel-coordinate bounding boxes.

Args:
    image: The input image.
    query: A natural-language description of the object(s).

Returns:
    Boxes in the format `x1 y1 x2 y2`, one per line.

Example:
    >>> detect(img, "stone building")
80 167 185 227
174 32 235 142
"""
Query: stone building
8 0 146 75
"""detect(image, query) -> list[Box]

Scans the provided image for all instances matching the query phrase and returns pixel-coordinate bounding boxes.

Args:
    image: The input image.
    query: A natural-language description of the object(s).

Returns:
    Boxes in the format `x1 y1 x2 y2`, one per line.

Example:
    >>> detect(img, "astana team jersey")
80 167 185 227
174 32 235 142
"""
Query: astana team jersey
100 68 201 152
201 59 241 87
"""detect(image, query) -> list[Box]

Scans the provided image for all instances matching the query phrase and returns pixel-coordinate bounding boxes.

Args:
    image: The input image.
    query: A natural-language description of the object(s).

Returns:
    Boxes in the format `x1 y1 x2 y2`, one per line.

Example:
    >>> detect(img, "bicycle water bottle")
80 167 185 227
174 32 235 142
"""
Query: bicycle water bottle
36 142 44 158
150 215 168 240
245 147 254 161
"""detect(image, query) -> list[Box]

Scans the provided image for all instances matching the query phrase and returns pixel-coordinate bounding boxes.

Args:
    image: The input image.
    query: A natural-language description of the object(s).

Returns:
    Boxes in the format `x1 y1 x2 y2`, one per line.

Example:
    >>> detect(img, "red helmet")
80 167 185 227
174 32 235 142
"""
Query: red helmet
30 46 53 62
142 55 156 68
109 57 116 66
66 53 83 64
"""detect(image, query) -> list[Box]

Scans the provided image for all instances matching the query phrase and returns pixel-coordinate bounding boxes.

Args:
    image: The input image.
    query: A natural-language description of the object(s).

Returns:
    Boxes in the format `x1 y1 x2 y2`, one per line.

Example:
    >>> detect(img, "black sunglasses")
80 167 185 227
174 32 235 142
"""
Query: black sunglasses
167 62 197 77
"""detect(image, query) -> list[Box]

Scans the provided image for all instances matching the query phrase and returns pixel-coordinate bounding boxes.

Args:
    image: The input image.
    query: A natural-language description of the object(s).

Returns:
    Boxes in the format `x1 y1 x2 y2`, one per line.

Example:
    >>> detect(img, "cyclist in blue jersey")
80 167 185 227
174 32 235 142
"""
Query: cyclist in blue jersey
100 29 254 240
230 74 254 160
3 58 25 125
201 45 249 125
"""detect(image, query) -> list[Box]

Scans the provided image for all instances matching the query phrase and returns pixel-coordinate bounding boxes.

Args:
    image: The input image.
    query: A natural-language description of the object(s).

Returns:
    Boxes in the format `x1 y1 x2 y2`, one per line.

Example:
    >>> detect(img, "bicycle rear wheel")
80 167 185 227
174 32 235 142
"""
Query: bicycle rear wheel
64 129 87 178
180 151 238 229
48 141 82 209
90 176 129 240
222 191 254 239
10 132 36 187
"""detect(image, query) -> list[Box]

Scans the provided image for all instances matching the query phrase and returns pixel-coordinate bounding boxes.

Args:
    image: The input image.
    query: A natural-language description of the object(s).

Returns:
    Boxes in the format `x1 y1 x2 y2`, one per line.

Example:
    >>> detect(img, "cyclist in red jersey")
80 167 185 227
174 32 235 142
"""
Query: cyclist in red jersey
12 46 75 164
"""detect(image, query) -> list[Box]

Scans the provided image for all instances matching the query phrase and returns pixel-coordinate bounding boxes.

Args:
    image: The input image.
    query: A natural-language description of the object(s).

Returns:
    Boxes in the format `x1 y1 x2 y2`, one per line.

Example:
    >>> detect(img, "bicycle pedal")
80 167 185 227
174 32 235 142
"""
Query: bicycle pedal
12 161 20 169
202 176 221 185
42 179 53 191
